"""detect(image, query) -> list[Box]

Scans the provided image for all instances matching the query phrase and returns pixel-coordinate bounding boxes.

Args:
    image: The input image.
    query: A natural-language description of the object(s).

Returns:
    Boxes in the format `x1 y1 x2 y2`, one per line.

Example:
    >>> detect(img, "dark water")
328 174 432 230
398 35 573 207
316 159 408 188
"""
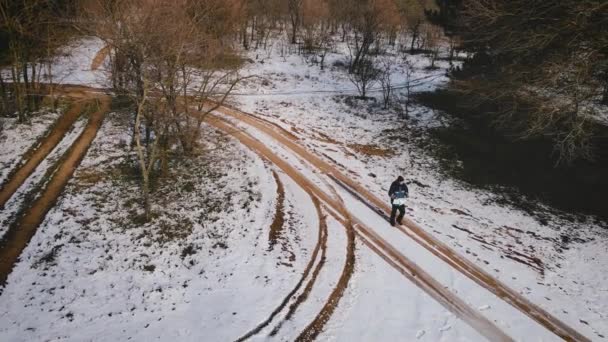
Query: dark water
416 90 608 224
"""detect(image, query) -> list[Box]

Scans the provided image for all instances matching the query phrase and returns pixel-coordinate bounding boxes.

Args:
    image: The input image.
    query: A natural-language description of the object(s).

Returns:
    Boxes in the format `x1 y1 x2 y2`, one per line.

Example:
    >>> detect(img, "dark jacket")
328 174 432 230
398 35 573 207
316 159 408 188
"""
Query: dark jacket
389 180 409 204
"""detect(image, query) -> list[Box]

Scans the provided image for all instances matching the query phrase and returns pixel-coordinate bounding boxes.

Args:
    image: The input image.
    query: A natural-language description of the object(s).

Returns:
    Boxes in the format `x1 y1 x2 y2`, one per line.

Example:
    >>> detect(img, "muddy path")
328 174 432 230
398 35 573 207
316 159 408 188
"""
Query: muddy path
91 45 110 71
214 105 590 342
205 115 512 341
236 180 329 341
295 188 356 342
0 102 84 208
0 95 110 289
268 171 286 250
269 196 328 336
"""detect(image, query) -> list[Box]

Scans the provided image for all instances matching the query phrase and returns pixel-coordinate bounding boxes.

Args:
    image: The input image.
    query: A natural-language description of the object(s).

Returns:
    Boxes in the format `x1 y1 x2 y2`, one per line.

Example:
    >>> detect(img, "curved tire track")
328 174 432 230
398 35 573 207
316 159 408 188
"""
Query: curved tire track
235 175 329 341
295 194 355 342
205 115 512 341
91 45 110 71
269 196 328 336
215 105 590 342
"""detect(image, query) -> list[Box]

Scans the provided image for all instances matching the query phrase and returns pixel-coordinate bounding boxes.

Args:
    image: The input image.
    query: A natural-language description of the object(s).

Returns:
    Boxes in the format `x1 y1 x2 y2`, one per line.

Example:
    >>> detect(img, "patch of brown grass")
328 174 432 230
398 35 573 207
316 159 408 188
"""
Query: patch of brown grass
347 143 394 157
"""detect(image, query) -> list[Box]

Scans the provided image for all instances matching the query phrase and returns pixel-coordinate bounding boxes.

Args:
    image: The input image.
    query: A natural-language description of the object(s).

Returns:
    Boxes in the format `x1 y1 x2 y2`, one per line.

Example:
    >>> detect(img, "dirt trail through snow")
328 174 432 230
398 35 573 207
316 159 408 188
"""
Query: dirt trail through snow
0 102 83 208
0 92 110 289
214 104 590 342
268 171 286 250
205 115 512 342
90 45 110 71
22 71 583 338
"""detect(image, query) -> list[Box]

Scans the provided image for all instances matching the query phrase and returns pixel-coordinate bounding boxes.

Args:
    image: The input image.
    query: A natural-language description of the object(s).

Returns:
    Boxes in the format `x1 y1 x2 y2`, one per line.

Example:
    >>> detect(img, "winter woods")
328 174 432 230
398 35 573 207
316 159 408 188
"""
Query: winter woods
428 0 608 163
0 0 78 120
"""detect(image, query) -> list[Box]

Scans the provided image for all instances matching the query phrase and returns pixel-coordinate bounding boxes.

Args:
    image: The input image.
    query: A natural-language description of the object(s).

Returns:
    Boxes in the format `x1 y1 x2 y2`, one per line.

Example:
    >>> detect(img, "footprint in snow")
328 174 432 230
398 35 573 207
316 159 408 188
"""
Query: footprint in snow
439 324 452 332
479 305 491 311
416 330 426 339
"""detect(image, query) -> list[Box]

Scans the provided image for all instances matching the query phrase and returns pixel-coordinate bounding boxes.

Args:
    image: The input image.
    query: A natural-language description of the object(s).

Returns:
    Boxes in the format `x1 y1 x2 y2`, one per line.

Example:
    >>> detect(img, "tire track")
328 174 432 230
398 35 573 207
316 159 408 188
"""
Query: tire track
269 196 328 336
295 193 355 342
268 170 286 250
0 96 110 290
215 105 590 342
204 115 512 341
0 102 84 208
91 45 110 71
235 177 328 341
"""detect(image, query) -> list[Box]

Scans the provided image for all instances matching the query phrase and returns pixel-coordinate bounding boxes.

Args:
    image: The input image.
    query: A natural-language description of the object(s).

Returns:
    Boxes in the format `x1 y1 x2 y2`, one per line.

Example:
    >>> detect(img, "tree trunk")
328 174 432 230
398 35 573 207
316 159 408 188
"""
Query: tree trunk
291 20 298 44
602 77 608 105
242 24 249 50
142 173 151 221
320 53 326 70
12 64 25 122
22 62 32 114
410 34 416 52
250 17 255 44
0 74 8 116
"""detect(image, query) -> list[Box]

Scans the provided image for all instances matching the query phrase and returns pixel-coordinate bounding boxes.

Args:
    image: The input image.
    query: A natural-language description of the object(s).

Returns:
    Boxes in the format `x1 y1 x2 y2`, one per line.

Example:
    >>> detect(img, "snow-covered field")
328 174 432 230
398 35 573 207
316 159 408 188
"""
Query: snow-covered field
0 113 333 341
231 34 608 340
1 33 607 341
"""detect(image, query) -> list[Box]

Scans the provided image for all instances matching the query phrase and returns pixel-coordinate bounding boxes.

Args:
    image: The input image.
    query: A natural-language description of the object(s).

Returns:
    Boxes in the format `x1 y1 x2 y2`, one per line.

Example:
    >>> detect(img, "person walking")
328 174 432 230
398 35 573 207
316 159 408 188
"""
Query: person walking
388 176 408 226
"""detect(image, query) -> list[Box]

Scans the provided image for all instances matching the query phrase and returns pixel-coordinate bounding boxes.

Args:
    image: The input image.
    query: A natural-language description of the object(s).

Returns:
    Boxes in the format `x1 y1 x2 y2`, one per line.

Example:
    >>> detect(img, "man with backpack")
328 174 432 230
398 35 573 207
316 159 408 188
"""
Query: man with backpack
388 176 409 226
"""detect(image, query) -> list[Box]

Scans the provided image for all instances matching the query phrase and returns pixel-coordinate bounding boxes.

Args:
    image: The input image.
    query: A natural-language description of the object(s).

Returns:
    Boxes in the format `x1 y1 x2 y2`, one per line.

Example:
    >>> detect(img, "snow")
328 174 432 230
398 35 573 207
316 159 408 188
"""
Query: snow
44 37 109 88
0 115 321 341
0 37 109 88
1 32 607 341
229 33 608 340
336 185 557 341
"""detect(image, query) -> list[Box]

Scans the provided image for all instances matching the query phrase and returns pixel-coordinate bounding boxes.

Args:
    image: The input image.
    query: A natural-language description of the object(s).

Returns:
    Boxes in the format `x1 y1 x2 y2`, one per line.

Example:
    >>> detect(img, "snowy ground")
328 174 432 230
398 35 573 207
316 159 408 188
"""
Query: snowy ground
0 112 332 341
43 37 109 88
231 33 608 340
1 33 607 341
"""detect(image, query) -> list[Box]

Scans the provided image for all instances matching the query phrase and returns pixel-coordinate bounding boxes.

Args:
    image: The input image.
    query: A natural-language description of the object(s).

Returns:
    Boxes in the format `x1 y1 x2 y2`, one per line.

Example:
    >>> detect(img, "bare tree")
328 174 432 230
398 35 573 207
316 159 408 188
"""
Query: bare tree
402 59 413 118
424 23 442 69
379 56 395 109
287 0 303 44
301 0 333 69
449 0 608 162
349 57 380 98
81 0 246 220
345 0 399 73
0 0 75 120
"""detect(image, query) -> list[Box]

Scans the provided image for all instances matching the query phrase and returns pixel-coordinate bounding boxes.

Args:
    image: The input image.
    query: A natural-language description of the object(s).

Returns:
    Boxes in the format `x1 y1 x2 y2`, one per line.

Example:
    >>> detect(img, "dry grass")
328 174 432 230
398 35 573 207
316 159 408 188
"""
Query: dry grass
347 143 395 157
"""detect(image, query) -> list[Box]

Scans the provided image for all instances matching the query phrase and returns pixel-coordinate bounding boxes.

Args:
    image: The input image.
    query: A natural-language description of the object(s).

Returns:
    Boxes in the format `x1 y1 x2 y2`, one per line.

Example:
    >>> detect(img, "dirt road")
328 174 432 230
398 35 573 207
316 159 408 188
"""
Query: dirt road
12 74 588 339
0 102 84 208
91 45 110 71
214 105 590 342
0 94 110 289
205 115 513 341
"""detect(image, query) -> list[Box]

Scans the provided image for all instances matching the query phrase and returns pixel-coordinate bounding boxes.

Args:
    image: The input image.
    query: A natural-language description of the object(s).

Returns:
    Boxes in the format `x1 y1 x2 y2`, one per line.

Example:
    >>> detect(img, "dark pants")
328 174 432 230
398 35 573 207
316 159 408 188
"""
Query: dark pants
390 204 405 225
